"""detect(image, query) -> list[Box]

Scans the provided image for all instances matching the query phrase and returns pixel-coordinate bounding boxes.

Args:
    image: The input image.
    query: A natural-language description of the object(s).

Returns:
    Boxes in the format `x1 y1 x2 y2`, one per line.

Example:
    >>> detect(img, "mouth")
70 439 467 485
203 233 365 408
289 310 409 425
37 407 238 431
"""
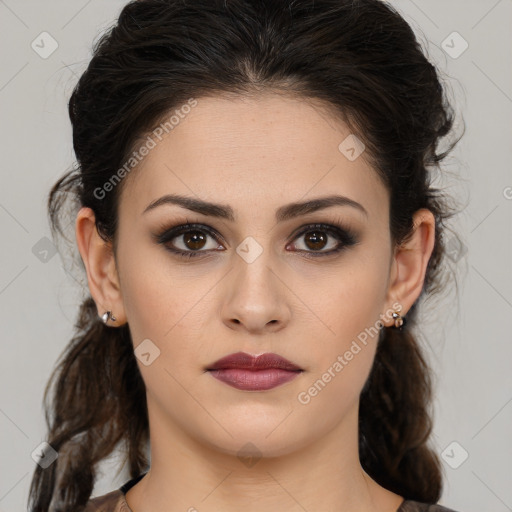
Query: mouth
205 352 303 391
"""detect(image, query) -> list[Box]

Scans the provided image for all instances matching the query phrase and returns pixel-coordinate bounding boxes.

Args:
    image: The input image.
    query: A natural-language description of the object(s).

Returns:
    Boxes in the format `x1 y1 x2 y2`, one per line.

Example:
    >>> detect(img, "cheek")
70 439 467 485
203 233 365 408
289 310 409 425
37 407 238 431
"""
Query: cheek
118 252 207 414
297 252 390 397
118 242 212 376
307 254 390 346
118 241 184 346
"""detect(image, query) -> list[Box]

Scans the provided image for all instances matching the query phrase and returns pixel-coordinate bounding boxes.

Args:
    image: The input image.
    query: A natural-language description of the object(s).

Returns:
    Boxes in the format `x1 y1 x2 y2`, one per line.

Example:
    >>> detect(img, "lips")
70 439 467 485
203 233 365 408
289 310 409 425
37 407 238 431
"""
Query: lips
207 352 302 371
206 352 303 391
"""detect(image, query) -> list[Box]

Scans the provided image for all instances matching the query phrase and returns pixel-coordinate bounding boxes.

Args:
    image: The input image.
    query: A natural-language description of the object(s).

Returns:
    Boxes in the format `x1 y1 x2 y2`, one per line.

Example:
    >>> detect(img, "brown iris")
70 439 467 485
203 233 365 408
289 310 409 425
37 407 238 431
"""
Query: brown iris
183 231 208 250
303 230 328 251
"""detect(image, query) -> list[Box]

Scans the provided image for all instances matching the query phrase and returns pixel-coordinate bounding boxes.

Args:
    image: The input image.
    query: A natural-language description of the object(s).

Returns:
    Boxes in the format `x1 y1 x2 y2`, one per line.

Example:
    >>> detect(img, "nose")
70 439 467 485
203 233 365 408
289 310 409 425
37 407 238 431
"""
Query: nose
221 254 292 335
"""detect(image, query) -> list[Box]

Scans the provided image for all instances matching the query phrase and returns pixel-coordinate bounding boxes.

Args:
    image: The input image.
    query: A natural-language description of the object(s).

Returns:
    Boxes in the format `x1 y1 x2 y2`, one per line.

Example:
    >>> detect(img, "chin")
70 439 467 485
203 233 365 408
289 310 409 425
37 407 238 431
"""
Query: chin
204 433 306 461
193 414 309 461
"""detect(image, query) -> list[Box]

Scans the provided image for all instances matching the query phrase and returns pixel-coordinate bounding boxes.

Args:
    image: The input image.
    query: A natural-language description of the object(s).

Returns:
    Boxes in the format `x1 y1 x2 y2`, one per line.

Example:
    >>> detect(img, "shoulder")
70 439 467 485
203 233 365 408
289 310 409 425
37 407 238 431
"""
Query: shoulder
400 499 461 512
83 489 130 512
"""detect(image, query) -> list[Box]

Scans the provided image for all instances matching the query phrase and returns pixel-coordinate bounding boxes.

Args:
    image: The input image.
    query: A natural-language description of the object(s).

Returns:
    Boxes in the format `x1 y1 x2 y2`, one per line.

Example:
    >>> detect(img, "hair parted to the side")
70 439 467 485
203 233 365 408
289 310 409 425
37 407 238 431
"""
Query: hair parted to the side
29 0 463 510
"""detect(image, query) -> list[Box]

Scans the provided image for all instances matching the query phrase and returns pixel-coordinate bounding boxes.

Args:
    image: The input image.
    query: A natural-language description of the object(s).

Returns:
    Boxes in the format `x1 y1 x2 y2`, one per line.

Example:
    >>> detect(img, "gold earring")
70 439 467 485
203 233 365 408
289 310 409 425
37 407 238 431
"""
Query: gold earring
392 311 405 329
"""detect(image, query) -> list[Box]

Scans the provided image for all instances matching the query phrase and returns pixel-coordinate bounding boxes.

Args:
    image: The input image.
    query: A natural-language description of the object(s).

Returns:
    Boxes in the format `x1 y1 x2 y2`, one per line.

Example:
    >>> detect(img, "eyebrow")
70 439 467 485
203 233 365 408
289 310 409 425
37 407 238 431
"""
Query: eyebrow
142 193 367 221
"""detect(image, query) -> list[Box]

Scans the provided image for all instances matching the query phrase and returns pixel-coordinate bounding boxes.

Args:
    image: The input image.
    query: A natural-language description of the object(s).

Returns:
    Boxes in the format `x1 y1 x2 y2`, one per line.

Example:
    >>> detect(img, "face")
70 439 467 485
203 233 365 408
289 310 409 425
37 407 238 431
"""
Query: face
113 93 396 458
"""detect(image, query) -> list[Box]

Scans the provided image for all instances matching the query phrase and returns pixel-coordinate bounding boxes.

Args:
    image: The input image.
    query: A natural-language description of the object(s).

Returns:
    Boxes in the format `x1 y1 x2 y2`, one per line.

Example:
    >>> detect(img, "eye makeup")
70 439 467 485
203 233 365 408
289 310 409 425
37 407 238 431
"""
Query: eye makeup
151 215 360 261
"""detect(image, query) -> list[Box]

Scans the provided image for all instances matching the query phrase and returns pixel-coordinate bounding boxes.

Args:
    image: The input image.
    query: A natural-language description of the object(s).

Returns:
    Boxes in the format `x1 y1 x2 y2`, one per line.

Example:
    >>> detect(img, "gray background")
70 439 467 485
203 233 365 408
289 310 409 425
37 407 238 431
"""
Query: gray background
0 0 511 510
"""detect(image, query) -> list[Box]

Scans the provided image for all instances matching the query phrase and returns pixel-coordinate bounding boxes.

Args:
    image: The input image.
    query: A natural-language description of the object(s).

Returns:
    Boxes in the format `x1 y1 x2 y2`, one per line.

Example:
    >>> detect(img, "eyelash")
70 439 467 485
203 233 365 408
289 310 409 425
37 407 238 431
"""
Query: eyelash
154 221 358 260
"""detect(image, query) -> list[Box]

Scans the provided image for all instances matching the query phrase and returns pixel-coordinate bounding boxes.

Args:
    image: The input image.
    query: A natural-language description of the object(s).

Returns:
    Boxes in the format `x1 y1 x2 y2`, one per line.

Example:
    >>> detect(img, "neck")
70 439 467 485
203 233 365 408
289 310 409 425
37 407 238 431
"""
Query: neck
125 400 403 512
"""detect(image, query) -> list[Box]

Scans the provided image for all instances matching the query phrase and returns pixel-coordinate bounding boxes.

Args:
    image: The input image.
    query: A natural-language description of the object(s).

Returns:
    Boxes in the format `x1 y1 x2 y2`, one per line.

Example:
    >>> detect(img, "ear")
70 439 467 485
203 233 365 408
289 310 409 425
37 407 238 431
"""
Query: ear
383 208 436 327
75 206 126 325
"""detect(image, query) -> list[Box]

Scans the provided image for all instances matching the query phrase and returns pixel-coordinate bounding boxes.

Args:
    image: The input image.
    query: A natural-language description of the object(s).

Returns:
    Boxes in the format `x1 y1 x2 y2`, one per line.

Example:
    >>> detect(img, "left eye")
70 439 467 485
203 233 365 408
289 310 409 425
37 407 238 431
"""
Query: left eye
156 223 356 259
289 226 342 253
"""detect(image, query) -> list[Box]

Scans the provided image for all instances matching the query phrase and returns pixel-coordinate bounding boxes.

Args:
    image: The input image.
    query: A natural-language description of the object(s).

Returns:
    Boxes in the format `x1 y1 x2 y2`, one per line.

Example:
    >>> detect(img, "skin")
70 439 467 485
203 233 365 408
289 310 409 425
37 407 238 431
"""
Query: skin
76 92 435 512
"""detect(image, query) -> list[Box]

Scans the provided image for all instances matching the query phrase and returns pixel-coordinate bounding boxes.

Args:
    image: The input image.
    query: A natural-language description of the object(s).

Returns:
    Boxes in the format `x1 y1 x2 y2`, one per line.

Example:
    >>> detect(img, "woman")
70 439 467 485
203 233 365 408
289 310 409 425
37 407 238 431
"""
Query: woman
28 0 464 510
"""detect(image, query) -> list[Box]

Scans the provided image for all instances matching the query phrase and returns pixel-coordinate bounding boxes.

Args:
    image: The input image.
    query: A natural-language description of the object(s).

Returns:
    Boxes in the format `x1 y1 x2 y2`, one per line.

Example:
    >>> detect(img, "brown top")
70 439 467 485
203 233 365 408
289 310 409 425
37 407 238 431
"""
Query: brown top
84 473 460 512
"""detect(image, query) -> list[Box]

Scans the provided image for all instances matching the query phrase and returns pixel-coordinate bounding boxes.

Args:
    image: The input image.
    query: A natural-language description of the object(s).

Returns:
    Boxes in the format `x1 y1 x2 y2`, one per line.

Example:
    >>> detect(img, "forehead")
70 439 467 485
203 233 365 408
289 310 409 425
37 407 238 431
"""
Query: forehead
118 93 388 222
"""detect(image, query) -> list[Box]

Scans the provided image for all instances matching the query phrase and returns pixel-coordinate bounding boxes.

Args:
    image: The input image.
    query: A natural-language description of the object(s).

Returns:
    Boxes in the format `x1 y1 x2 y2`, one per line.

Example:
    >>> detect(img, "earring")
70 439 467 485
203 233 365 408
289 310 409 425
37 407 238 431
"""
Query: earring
392 311 405 329
101 310 117 324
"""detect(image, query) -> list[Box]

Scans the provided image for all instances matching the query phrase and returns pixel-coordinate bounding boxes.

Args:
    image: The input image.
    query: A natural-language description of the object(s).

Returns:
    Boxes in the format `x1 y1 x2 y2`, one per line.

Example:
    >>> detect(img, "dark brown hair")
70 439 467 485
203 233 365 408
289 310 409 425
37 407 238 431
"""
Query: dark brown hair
29 0 463 510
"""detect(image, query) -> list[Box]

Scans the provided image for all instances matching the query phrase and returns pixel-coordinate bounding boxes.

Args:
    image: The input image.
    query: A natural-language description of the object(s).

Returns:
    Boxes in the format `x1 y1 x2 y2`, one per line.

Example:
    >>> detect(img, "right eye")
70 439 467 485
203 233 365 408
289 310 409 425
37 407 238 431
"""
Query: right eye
155 223 225 259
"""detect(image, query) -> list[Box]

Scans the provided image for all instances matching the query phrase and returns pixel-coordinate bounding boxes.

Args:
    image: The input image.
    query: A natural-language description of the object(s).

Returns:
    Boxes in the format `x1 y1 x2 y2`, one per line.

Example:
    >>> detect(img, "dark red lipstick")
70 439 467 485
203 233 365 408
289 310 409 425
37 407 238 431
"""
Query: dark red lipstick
206 352 303 391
